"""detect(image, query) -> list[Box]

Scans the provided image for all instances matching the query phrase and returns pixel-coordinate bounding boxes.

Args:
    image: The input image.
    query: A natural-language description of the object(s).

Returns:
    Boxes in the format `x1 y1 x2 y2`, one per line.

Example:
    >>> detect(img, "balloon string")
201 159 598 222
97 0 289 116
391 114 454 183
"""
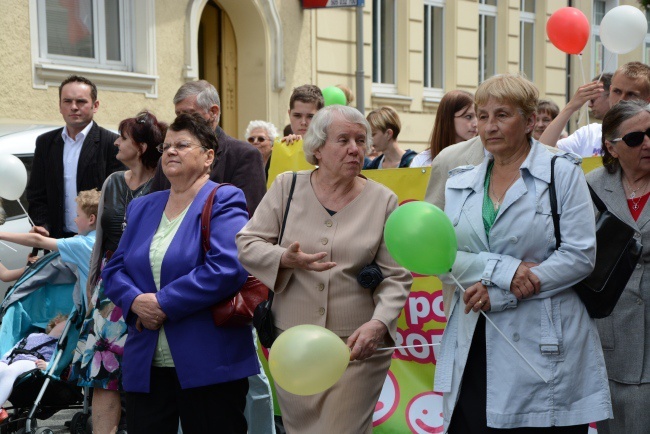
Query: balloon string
576 52 613 127
597 51 613 85
449 273 549 384
578 54 591 150
0 241 17 252
377 343 440 351
17 199 35 227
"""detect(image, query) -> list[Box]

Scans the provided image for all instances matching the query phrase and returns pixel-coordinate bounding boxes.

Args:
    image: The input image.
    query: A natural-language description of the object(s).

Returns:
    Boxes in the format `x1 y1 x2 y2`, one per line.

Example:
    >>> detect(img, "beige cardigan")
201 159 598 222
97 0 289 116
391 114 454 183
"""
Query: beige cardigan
236 171 412 340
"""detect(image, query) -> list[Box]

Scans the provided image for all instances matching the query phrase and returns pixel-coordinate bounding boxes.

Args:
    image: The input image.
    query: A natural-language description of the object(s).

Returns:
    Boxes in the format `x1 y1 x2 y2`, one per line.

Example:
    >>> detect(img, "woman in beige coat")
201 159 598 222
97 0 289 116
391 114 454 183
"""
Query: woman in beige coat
236 105 412 434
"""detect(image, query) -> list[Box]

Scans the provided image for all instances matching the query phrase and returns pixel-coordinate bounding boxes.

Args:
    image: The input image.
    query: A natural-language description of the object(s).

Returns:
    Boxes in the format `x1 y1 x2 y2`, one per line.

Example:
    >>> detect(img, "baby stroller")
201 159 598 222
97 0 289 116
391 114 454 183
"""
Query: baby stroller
0 252 91 434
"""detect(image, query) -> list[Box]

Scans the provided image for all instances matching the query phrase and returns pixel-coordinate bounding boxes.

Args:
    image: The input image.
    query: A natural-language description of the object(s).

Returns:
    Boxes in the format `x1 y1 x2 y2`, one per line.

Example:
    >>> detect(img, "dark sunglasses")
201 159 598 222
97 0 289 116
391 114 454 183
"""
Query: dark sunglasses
247 136 269 144
611 128 650 147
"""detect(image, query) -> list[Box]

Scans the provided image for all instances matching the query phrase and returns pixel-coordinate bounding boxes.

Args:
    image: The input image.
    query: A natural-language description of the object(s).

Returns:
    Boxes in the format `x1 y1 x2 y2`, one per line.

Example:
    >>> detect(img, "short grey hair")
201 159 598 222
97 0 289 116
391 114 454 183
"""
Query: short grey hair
303 105 372 165
245 120 279 142
173 80 221 122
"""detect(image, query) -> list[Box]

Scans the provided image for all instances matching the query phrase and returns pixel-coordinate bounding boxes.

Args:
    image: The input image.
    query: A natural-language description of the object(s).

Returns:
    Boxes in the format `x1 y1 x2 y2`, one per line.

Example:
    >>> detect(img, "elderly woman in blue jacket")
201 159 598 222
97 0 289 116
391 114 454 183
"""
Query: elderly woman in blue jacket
433 74 612 433
102 113 258 434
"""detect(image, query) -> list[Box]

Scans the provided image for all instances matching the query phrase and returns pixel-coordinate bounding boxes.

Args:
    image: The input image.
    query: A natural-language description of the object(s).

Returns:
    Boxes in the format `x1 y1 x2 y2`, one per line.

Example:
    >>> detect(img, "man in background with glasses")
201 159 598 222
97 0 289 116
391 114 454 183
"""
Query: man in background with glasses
151 80 266 216
26 75 122 239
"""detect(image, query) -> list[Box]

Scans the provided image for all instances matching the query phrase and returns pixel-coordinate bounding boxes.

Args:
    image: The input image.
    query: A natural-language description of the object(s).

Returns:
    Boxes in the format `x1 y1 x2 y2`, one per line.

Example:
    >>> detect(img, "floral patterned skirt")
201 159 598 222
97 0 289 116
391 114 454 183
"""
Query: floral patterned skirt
70 257 127 390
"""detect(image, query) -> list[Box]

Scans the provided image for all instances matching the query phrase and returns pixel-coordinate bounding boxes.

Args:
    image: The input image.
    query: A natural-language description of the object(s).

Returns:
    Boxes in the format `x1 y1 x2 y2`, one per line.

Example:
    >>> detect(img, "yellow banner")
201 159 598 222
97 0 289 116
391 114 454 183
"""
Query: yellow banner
267 139 314 189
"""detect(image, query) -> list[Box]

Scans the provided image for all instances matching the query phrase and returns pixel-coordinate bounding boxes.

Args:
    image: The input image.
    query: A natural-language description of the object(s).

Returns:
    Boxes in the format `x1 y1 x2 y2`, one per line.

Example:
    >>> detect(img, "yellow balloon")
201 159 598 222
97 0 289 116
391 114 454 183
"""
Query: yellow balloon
269 324 350 396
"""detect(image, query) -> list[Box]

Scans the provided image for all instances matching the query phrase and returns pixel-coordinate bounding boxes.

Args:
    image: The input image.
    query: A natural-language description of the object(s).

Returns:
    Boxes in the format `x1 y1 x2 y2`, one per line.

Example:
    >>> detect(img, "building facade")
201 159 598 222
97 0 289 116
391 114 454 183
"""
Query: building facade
0 0 647 150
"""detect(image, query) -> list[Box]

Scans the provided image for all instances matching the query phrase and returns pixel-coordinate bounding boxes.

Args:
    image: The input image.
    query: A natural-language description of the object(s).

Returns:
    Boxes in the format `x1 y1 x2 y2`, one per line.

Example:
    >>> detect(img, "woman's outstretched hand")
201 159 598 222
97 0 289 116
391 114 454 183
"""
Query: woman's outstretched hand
280 241 336 271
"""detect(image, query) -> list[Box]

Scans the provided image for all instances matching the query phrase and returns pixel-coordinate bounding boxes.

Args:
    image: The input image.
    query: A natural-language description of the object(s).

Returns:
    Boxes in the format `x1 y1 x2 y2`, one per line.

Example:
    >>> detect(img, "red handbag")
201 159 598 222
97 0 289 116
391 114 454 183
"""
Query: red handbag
201 185 270 327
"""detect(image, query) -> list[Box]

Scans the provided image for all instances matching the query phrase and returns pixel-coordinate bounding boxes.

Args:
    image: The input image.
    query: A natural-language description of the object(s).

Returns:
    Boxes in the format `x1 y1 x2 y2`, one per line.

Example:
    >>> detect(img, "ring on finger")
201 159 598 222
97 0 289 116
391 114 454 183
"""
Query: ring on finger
476 300 483 306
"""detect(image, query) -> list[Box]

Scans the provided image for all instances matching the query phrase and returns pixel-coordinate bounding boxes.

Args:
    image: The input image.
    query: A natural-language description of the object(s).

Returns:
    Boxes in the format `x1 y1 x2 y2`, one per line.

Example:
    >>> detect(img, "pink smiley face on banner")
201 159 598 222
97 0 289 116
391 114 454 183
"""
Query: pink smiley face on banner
372 371 400 427
406 391 444 434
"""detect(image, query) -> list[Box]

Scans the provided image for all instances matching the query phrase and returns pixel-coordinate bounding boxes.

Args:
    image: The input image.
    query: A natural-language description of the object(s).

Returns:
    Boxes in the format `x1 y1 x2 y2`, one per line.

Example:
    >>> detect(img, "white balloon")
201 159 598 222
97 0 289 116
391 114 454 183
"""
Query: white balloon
599 5 648 55
0 153 28 200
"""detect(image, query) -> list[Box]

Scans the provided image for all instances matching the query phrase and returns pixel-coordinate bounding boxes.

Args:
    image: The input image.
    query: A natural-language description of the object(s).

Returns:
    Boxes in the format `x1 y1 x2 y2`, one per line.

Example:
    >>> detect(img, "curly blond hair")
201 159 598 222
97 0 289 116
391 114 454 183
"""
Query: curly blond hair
75 189 101 219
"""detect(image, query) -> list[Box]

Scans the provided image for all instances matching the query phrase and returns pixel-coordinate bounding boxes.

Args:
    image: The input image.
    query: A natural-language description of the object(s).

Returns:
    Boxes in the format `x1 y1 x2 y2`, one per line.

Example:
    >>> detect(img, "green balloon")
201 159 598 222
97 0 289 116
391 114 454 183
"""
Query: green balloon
322 86 347 106
384 201 457 275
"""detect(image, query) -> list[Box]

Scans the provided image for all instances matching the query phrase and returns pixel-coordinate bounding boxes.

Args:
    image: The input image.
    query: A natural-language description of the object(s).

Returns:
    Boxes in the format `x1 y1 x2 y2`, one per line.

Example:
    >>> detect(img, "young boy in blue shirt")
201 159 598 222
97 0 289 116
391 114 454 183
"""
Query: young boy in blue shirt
0 189 100 294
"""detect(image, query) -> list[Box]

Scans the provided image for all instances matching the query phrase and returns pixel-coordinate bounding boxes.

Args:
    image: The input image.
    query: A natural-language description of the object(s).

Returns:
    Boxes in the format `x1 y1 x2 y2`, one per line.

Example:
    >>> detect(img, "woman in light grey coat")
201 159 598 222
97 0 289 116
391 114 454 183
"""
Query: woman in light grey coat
434 74 612 433
588 100 650 434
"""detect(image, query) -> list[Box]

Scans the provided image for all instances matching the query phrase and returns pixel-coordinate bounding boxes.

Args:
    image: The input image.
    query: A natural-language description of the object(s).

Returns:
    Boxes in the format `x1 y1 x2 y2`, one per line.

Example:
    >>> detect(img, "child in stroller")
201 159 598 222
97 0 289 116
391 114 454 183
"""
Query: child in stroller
0 314 68 422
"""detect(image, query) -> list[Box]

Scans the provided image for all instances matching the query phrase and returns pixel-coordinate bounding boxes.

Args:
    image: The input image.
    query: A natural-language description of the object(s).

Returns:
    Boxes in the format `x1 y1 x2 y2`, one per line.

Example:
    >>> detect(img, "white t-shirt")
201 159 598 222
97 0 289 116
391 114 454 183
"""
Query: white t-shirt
410 149 432 167
556 123 603 157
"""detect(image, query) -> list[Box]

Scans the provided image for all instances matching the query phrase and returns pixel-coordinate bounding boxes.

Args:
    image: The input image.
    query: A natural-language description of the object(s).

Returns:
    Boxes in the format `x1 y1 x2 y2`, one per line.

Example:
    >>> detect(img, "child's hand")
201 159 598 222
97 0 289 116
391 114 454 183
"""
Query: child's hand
30 226 49 237
281 134 302 146
35 360 47 370
26 254 38 264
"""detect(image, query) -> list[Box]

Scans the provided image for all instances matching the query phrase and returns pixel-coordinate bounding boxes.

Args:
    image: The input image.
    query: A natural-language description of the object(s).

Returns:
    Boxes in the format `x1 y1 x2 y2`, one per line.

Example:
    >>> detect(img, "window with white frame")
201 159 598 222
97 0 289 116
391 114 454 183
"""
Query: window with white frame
519 0 535 80
478 0 497 84
38 0 131 71
424 0 445 97
591 0 618 76
31 0 157 97
372 0 396 92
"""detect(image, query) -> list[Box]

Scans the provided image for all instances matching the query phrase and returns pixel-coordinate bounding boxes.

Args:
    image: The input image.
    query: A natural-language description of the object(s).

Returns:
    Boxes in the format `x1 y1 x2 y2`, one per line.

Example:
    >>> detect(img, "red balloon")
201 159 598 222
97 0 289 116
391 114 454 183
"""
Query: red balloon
546 7 590 55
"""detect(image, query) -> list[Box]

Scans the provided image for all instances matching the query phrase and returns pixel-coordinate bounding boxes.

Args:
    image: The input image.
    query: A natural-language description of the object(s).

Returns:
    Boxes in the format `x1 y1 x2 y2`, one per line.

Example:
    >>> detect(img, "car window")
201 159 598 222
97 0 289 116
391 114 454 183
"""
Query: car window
2 155 33 220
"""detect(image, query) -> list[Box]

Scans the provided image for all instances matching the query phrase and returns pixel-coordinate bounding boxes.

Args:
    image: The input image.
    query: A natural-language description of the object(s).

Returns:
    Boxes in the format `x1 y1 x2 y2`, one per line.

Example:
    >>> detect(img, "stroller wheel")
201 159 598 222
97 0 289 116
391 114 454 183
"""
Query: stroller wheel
69 412 90 434
34 429 54 434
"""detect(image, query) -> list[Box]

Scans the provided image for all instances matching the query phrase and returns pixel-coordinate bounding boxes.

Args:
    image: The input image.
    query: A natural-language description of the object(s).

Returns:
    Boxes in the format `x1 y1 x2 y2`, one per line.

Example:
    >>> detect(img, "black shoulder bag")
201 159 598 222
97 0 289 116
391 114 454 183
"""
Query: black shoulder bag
254 172 297 348
549 156 643 318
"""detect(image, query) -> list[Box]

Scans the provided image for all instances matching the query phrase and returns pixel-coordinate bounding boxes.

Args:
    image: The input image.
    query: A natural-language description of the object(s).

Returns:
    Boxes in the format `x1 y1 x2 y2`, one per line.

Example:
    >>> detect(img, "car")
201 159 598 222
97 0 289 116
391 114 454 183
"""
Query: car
0 124 59 297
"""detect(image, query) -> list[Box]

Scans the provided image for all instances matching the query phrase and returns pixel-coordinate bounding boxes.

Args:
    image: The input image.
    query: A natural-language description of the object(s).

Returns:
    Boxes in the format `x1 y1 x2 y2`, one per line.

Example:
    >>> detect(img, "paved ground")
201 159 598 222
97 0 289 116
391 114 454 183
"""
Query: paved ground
39 408 78 433
3 407 81 433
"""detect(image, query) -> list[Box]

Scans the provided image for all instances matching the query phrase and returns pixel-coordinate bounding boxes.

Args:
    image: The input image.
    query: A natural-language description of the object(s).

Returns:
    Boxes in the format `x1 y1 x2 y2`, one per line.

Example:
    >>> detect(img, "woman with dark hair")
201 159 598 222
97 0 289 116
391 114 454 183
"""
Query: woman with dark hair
103 113 257 433
411 90 477 167
71 110 166 434
588 100 650 434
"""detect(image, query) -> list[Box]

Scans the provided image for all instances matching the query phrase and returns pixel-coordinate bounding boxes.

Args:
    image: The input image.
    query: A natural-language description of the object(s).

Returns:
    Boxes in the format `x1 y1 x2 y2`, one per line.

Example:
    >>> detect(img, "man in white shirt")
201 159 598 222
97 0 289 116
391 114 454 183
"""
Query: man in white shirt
539 62 650 157
26 75 122 239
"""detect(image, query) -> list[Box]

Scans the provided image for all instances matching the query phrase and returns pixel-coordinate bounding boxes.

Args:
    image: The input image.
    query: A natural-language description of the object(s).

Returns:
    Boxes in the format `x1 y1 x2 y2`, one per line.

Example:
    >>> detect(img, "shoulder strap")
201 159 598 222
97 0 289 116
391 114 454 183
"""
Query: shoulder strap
549 155 562 250
8 337 54 363
201 183 233 254
279 172 297 245
588 184 607 212
267 172 297 307
201 174 297 253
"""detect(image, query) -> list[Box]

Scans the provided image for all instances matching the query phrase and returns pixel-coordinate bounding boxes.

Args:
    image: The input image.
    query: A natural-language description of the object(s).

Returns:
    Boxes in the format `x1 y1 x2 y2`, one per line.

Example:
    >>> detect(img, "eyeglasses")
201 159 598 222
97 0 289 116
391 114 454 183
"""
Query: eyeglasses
247 136 270 144
611 128 650 148
156 141 207 153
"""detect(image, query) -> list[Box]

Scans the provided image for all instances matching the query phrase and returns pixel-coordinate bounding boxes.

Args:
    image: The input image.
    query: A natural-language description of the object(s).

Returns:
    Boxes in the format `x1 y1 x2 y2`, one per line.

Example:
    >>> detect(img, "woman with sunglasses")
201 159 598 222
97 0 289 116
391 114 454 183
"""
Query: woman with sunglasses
587 100 650 434
71 110 165 434
102 113 257 433
245 120 279 181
